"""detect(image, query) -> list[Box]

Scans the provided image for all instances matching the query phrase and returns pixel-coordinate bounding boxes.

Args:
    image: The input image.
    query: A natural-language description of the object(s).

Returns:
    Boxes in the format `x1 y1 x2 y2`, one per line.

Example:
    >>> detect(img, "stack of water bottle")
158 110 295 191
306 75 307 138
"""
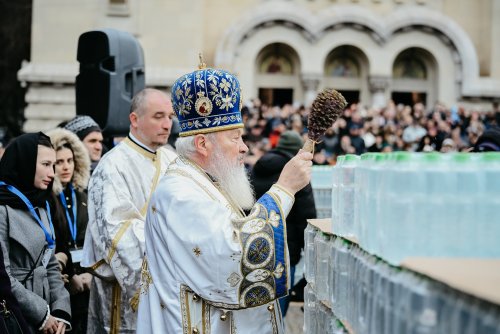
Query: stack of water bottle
332 152 500 265
304 224 500 334
311 165 335 218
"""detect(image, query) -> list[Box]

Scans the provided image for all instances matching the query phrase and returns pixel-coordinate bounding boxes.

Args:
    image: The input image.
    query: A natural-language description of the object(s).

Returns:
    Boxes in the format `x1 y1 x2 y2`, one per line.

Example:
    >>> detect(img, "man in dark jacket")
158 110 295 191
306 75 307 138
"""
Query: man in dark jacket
250 130 317 316
473 126 500 152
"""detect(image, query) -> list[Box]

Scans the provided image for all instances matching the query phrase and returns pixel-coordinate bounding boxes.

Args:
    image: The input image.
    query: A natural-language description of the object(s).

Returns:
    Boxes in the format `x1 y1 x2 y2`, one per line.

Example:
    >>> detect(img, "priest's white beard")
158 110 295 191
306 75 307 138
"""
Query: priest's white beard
207 145 255 210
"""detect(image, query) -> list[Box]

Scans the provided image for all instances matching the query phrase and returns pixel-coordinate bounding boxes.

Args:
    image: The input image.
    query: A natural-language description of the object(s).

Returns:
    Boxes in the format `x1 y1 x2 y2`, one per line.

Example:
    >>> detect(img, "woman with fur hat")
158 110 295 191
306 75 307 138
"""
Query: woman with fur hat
47 128 92 333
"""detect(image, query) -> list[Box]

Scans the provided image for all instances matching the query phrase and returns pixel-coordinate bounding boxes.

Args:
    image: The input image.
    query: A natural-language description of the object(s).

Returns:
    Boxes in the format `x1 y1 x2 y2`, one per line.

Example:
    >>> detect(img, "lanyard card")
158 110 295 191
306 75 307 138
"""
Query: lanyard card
70 248 84 263
41 247 53 268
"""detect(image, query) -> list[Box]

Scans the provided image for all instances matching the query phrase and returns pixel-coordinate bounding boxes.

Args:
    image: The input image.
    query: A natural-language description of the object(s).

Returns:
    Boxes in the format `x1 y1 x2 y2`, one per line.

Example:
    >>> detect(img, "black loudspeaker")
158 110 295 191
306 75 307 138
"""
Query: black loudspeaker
76 28 145 136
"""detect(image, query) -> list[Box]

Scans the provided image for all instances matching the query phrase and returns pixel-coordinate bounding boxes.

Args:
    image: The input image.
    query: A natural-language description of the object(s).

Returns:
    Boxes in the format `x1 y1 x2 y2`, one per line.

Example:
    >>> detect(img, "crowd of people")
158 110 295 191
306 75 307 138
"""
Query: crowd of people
241 99 500 167
1 62 500 333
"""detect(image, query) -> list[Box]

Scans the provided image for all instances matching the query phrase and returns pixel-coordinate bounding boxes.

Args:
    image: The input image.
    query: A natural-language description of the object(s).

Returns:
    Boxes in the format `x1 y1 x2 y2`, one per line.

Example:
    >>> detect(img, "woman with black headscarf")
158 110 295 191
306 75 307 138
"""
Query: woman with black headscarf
0 132 71 333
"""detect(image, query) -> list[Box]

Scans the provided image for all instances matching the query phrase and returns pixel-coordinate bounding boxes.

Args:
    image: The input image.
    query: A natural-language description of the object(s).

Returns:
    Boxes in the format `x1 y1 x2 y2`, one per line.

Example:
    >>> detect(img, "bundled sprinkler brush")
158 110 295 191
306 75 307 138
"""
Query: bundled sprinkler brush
303 88 347 153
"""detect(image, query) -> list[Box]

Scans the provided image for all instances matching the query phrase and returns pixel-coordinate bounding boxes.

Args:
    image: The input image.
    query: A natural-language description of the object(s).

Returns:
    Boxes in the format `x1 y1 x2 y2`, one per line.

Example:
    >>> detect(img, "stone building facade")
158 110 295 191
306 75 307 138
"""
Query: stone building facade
18 0 500 131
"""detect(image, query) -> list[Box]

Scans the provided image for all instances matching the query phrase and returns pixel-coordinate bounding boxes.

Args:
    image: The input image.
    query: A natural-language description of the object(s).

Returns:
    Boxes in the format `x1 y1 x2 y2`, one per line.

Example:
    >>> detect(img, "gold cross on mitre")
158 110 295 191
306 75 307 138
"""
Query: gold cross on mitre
198 53 207 69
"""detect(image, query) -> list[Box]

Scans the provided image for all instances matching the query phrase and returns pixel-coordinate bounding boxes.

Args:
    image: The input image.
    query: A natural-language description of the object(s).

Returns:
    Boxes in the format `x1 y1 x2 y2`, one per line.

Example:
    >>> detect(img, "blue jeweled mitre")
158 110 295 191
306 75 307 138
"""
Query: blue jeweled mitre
171 63 243 137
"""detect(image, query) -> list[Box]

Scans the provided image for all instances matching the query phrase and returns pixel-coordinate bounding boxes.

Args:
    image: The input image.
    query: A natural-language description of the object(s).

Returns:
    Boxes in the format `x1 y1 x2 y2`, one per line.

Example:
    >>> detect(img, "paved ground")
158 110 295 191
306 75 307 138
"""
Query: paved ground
285 302 304 334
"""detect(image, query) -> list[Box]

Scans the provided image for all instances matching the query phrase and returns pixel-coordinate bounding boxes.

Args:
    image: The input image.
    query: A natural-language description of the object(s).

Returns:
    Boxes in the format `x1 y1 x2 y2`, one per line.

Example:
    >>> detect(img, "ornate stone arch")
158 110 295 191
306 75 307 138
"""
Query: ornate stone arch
215 1 314 70
384 6 481 96
314 5 387 43
322 44 370 104
215 3 498 104
231 26 308 103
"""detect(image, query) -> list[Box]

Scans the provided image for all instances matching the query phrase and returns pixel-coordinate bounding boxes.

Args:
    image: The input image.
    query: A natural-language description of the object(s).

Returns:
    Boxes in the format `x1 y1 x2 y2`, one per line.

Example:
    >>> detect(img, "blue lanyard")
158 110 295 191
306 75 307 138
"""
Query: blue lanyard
0 181 56 249
59 184 77 246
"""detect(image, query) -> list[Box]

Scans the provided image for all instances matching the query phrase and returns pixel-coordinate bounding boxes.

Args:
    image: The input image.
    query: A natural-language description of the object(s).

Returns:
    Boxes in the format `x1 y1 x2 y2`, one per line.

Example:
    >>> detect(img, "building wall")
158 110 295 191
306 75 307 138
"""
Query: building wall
19 0 500 132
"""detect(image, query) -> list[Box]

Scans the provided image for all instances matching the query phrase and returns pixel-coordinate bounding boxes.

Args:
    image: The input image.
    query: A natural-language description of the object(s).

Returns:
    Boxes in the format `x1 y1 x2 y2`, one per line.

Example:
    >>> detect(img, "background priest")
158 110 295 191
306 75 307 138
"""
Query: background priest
81 88 177 333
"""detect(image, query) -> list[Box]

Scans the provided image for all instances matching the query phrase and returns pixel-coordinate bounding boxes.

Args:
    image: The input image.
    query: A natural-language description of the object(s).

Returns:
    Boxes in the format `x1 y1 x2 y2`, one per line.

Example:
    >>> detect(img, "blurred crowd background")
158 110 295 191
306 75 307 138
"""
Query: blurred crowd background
241 99 500 167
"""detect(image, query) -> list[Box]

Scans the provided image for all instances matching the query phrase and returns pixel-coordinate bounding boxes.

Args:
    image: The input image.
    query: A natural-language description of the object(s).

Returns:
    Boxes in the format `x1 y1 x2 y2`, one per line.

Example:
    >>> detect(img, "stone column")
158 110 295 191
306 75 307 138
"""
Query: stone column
301 73 321 107
17 62 78 132
369 75 391 109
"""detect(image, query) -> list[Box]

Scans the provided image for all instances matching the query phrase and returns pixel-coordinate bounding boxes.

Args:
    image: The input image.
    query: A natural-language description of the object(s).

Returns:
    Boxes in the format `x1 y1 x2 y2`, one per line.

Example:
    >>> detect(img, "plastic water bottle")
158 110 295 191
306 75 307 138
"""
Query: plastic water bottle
362 153 377 254
450 153 479 256
478 152 500 257
357 153 374 249
338 154 360 238
304 224 317 284
382 152 418 265
356 153 374 247
335 240 351 320
407 278 438 334
348 247 363 331
370 153 388 256
311 166 334 218
355 251 372 333
315 233 331 301
377 152 394 262
329 237 339 310
304 283 318 334
418 153 452 256
332 156 345 234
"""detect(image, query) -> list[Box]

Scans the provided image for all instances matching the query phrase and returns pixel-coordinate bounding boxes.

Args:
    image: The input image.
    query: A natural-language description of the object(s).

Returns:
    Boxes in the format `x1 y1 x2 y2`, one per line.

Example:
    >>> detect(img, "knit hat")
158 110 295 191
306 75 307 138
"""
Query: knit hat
276 131 304 155
63 115 102 140
473 126 500 152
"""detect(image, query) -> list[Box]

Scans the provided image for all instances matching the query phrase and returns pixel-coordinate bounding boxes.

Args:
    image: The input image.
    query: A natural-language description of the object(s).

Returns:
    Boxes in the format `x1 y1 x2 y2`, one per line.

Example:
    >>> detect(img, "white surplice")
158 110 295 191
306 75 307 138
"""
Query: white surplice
137 157 294 334
81 136 177 333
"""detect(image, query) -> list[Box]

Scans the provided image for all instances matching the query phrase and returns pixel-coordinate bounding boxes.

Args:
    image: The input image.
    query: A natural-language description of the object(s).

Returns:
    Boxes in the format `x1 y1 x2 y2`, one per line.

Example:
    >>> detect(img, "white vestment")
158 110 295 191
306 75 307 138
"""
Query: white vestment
81 137 177 333
137 157 294 334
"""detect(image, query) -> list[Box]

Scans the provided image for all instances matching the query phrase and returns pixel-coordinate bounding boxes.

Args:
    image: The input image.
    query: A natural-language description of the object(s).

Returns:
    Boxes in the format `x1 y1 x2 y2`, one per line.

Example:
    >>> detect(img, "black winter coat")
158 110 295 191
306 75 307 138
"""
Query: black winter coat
50 188 88 278
250 149 317 266
0 243 31 334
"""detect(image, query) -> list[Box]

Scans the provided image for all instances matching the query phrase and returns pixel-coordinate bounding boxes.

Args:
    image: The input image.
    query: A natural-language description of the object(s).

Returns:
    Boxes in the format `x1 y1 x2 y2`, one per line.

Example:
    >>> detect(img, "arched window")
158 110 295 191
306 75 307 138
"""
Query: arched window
260 55 293 74
255 43 300 106
391 47 436 107
326 56 360 78
323 45 366 104
393 52 427 79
